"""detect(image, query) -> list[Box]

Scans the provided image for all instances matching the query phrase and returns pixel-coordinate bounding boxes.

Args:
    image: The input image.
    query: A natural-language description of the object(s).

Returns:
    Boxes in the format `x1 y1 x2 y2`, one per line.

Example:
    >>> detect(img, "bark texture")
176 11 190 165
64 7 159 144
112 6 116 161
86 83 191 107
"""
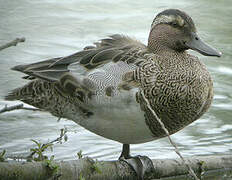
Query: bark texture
0 155 232 180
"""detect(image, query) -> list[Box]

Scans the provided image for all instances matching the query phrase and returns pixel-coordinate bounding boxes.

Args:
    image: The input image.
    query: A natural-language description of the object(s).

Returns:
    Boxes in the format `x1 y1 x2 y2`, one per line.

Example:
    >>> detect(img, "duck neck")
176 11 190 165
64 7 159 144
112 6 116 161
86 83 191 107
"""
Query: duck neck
148 37 187 58
147 25 187 58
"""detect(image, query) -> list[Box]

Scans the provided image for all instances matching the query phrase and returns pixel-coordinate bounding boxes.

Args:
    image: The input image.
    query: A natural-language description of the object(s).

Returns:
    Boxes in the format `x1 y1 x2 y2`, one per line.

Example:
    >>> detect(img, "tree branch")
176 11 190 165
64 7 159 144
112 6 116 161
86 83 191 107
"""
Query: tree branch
0 37 25 51
0 104 41 114
0 155 231 180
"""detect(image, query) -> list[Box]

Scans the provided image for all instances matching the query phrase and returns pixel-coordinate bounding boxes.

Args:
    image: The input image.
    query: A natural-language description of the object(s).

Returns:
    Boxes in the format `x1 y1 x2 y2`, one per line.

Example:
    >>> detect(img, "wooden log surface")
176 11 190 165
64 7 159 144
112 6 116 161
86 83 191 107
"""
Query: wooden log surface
0 155 231 180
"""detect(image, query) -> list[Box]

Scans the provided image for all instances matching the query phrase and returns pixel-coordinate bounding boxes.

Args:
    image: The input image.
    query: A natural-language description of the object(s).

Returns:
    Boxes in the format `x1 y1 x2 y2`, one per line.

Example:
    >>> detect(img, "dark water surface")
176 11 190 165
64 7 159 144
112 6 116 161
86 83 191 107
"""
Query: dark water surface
0 0 231 171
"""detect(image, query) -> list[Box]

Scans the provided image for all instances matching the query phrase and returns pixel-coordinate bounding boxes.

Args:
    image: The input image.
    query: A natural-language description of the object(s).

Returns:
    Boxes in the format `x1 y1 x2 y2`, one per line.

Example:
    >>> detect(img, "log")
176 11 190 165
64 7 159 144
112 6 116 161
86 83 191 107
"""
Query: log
0 155 232 180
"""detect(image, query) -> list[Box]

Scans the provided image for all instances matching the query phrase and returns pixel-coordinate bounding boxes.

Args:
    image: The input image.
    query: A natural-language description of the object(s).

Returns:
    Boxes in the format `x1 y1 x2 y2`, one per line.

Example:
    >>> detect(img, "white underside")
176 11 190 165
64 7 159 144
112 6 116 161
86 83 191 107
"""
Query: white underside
77 89 155 144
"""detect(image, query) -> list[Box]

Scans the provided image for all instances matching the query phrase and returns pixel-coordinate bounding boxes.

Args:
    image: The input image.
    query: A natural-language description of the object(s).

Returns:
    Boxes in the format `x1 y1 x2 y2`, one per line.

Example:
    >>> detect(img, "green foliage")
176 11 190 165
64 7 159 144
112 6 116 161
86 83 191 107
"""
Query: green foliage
44 155 59 174
58 127 68 144
198 160 207 179
28 127 68 162
79 173 86 180
77 150 83 159
0 149 6 162
92 160 102 174
29 139 53 161
77 156 102 178
29 139 60 176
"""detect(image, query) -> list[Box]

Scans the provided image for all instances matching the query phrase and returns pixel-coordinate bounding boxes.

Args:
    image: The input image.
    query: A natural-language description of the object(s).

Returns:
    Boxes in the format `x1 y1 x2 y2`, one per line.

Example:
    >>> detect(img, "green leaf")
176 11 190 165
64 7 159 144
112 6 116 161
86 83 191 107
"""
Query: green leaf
31 139 41 148
79 173 85 180
30 148 37 152
41 143 53 151
64 134 68 142
92 161 102 174
77 150 83 159
0 149 6 162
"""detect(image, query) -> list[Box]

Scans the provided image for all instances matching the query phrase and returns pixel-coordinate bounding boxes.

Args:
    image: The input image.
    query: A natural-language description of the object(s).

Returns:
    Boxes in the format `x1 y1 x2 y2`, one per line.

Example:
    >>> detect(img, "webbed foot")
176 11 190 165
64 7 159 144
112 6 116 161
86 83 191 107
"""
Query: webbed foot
119 144 154 180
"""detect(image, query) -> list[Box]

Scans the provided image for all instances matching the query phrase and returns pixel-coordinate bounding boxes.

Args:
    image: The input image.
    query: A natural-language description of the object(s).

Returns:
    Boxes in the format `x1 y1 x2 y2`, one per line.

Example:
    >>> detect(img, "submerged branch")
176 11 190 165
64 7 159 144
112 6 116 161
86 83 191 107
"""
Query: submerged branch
0 104 41 114
0 37 25 51
0 155 231 180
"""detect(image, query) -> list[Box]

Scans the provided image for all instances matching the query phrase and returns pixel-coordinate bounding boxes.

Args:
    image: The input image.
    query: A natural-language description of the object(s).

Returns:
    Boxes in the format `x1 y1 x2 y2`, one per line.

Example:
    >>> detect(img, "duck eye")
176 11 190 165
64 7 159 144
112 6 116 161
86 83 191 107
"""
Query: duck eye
171 22 178 27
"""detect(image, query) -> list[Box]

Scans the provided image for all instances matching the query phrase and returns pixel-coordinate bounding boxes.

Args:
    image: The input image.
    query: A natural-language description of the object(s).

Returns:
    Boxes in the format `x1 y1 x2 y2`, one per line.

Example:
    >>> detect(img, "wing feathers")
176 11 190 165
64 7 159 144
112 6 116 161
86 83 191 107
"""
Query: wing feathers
59 73 94 102
9 34 149 101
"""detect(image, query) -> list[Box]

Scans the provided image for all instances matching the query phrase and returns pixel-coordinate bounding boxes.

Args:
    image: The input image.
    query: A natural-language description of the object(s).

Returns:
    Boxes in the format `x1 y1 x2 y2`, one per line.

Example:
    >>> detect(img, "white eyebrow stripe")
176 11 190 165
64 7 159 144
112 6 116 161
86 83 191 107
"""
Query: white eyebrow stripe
176 15 185 26
151 15 184 29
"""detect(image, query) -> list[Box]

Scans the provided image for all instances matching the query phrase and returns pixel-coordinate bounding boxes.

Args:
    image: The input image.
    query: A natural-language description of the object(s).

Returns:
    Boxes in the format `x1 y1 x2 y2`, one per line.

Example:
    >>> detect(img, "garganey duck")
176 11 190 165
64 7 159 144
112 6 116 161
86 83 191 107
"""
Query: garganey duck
6 9 221 179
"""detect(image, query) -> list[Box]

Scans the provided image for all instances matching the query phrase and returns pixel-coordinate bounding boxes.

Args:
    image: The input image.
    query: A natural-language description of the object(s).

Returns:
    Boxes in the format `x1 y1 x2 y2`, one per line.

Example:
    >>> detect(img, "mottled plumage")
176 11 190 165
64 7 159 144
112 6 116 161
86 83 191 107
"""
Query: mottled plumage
6 9 221 146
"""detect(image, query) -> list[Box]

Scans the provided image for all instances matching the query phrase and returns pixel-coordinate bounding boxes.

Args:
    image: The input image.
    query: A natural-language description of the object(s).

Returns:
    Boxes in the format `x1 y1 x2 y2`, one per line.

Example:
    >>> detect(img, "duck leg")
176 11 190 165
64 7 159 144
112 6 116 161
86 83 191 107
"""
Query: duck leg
119 144 154 180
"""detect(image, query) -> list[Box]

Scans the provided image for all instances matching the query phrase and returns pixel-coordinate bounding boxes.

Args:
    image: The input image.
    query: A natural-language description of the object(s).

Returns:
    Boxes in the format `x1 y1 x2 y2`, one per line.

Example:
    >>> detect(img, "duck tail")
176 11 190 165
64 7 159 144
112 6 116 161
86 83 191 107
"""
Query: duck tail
5 80 36 101
5 84 33 101
5 88 22 101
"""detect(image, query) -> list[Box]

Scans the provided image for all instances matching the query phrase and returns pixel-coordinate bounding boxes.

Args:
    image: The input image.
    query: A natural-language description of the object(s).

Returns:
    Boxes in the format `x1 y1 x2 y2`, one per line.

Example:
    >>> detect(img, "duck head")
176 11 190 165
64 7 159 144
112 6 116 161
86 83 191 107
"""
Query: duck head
148 9 222 57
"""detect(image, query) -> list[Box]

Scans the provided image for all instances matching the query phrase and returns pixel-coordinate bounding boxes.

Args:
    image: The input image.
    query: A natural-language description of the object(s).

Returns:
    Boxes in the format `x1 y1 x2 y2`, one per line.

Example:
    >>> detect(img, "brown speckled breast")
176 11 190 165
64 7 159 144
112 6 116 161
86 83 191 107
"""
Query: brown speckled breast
136 54 213 138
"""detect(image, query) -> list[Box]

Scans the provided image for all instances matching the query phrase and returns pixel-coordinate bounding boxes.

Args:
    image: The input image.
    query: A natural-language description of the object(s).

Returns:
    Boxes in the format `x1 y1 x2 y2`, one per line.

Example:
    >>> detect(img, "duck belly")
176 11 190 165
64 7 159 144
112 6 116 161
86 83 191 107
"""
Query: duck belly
76 91 155 144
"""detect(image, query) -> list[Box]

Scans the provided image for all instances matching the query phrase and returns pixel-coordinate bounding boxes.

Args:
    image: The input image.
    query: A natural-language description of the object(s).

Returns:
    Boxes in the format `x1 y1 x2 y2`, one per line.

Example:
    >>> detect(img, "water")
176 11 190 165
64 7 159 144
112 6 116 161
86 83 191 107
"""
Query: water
0 0 231 169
